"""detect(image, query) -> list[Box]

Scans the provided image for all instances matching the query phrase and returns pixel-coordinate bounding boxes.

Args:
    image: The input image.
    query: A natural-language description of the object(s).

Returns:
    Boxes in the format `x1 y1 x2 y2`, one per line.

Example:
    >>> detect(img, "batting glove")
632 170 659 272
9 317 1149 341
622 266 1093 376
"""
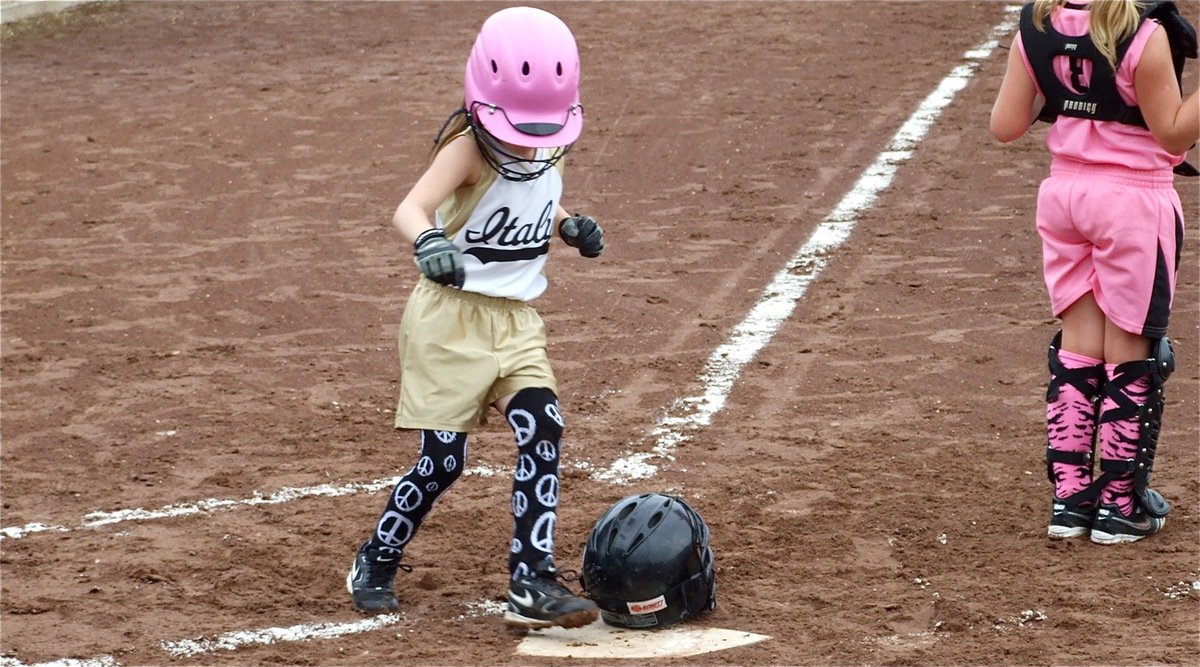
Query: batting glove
413 228 465 288
559 215 605 258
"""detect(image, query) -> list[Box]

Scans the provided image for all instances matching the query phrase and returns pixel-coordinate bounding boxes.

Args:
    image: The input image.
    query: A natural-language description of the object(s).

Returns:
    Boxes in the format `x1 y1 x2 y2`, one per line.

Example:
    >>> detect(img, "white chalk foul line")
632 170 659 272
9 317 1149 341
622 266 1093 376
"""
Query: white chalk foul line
0 465 507 541
0 614 408 666
592 7 1019 483
160 613 405 659
0 477 388 541
1 613 410 666
0 658 118 667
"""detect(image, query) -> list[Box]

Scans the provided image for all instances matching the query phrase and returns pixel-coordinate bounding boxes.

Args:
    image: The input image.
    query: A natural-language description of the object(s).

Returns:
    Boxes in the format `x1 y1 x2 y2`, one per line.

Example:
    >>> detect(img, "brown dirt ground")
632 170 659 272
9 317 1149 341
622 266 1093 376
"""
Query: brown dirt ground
2 2 1197 665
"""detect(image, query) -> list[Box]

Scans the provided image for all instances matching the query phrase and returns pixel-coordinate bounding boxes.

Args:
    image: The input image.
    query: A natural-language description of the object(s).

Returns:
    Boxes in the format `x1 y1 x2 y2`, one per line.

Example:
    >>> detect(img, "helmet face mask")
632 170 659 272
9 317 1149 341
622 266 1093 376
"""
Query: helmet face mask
467 103 571 182
581 493 717 629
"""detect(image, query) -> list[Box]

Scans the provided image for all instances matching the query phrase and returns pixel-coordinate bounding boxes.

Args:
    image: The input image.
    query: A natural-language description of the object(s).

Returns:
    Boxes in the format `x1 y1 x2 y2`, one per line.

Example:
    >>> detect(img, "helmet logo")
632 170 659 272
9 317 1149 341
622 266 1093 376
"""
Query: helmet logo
627 595 668 615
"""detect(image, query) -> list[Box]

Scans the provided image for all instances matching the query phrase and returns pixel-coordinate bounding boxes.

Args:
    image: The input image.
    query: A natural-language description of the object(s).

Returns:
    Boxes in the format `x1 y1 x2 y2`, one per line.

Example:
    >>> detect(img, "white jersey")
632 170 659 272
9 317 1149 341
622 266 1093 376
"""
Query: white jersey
435 135 562 302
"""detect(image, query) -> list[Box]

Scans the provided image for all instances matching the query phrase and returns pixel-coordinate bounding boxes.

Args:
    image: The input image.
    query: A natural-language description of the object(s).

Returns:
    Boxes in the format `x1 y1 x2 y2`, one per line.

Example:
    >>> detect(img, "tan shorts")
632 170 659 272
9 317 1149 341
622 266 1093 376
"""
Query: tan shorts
394 277 557 432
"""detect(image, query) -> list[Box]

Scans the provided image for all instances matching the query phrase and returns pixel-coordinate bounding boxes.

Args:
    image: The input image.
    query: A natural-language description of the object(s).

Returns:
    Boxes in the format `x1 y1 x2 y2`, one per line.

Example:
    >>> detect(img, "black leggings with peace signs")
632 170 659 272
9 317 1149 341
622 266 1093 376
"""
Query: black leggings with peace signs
368 429 468 558
503 387 564 579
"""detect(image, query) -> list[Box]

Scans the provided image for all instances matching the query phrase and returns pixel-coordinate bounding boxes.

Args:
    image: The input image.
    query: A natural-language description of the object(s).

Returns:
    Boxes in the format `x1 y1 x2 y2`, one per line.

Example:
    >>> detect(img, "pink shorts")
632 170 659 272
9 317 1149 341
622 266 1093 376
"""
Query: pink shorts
1036 160 1184 338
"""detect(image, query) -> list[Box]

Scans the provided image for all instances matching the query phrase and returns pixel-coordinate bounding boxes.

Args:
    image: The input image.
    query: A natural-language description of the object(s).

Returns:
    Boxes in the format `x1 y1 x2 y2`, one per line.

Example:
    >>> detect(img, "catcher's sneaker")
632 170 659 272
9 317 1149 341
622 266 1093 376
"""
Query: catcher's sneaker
346 543 409 613
504 560 598 629
1090 504 1166 545
1048 497 1096 539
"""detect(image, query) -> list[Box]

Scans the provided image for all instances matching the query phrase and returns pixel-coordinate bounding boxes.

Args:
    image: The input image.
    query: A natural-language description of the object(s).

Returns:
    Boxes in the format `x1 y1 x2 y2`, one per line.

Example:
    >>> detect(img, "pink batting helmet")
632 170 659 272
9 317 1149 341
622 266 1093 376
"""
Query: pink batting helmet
464 7 583 149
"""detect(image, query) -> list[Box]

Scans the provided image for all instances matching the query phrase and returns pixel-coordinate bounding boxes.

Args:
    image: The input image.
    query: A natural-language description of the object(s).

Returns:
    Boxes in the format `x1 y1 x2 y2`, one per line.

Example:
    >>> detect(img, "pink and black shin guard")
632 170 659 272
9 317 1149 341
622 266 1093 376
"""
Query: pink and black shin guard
1097 341 1173 520
1097 373 1145 516
1045 334 1105 502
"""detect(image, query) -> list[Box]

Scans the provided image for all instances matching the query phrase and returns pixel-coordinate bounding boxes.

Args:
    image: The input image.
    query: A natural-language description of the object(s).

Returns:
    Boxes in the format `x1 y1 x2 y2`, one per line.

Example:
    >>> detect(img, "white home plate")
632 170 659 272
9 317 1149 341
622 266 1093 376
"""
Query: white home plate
517 618 771 659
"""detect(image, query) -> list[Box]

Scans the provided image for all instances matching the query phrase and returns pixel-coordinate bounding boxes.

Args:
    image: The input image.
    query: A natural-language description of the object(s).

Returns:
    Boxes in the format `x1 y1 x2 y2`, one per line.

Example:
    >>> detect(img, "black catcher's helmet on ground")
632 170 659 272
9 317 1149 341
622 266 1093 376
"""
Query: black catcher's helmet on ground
581 493 716 628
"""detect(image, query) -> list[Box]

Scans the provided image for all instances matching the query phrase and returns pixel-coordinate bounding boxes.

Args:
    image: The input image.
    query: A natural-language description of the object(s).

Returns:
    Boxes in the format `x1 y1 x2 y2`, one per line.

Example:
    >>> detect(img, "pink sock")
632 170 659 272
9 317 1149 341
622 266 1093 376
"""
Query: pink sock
1099 365 1152 517
1047 349 1103 500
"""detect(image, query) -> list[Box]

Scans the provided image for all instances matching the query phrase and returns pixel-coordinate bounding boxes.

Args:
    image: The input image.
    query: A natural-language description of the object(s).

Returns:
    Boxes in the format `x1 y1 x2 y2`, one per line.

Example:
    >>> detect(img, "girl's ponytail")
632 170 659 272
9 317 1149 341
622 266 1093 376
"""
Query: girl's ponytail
1089 0 1144 69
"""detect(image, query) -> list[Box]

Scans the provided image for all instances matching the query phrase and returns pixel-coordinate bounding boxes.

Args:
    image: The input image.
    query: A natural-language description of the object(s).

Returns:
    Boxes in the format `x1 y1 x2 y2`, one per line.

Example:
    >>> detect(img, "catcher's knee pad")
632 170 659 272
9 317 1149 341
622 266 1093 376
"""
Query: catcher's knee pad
1044 331 1106 493
1098 337 1174 518
505 387 564 447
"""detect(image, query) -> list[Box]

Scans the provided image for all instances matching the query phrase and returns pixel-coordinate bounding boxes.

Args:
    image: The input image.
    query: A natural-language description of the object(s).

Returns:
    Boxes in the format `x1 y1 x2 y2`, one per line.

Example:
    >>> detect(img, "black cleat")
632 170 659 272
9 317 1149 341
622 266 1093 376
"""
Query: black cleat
346 543 408 613
504 560 599 629
1048 497 1096 539
1090 504 1166 545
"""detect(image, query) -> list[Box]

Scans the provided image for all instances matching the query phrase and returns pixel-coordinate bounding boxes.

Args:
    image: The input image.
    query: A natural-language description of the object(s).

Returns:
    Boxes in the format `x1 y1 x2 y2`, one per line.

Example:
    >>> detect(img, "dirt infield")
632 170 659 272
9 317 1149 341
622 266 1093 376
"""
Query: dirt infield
2 1 1197 665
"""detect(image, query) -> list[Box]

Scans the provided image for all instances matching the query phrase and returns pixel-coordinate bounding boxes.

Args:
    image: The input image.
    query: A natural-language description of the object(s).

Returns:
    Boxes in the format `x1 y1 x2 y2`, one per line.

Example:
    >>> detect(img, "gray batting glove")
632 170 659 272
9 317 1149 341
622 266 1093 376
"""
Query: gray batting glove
559 215 605 258
413 228 465 288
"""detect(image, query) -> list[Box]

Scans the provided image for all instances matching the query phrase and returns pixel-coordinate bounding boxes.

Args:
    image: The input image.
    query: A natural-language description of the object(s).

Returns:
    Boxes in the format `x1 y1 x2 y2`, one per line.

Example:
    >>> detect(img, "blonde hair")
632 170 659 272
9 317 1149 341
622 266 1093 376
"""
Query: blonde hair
1031 0 1145 70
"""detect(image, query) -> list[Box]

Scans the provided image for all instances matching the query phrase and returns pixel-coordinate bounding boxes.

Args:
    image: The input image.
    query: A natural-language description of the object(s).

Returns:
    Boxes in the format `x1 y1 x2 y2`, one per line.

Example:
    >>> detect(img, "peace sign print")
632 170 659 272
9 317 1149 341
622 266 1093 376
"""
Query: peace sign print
543 401 564 428
415 456 435 477
507 409 537 447
512 489 529 518
391 480 424 512
535 439 557 462
376 510 415 548
514 453 537 482
512 561 531 582
529 511 556 554
535 474 558 507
